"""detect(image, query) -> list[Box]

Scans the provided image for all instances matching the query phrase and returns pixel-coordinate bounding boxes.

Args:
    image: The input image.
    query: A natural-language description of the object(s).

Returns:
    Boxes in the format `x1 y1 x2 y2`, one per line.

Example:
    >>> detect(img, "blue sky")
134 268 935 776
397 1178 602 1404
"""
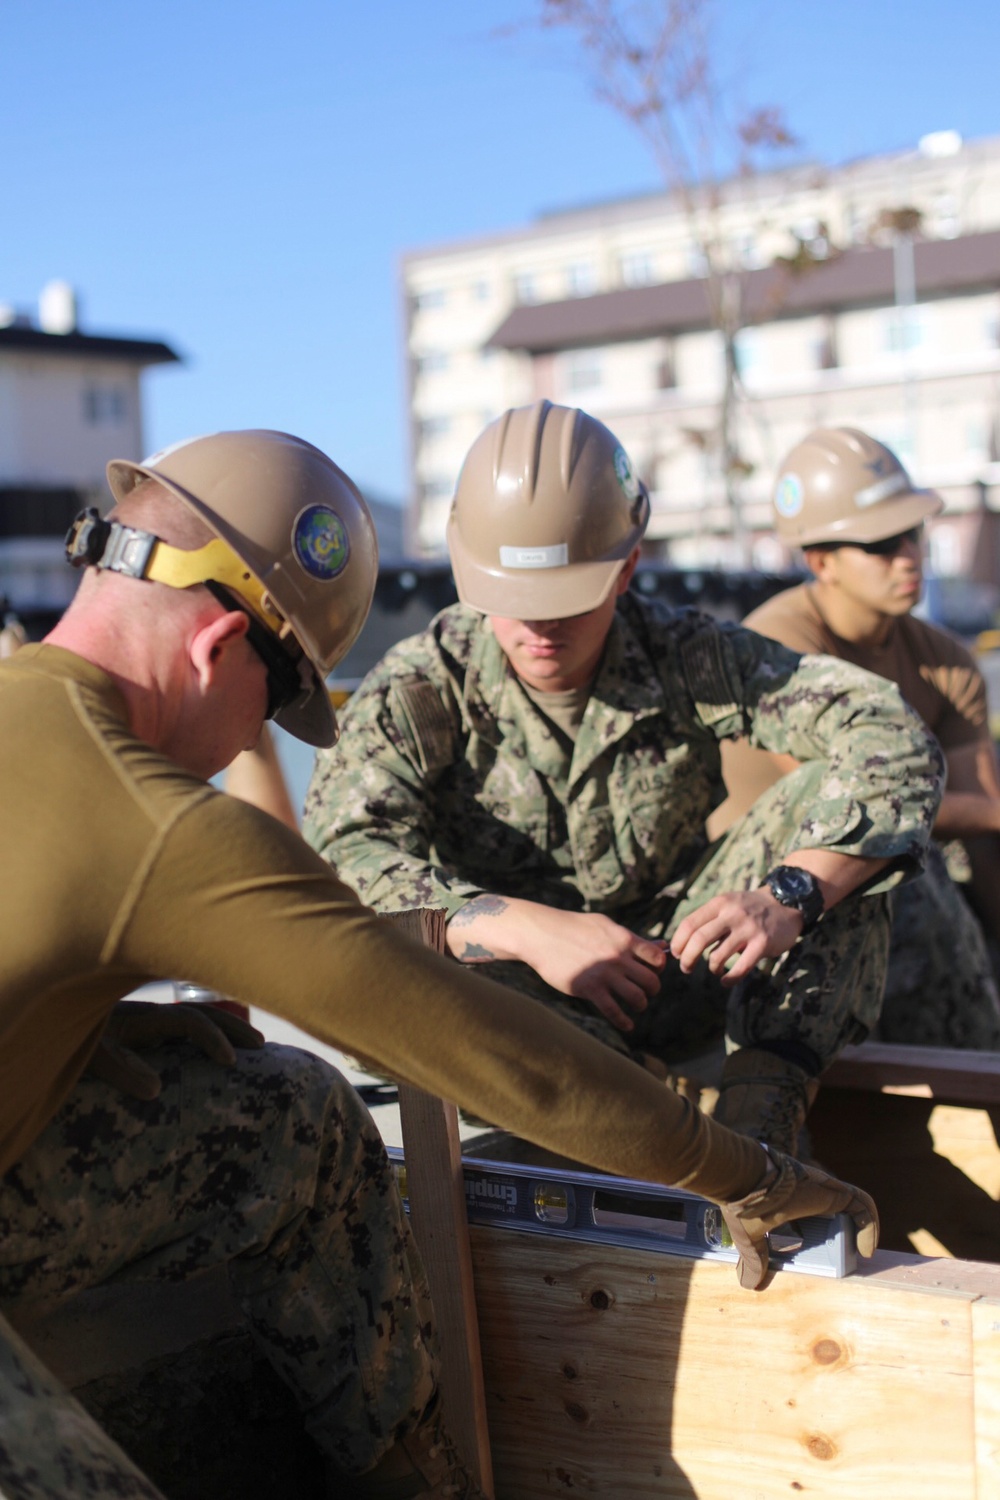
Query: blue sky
2 0 998 506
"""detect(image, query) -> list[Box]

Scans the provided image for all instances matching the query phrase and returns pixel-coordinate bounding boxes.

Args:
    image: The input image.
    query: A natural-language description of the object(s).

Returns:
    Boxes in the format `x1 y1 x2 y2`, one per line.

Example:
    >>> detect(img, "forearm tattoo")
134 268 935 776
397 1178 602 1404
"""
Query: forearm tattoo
449 894 510 962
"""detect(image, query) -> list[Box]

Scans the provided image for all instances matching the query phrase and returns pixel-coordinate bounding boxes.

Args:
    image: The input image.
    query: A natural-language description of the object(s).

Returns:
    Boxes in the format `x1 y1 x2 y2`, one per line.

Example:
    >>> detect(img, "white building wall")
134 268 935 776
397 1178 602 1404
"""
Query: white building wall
0 353 143 493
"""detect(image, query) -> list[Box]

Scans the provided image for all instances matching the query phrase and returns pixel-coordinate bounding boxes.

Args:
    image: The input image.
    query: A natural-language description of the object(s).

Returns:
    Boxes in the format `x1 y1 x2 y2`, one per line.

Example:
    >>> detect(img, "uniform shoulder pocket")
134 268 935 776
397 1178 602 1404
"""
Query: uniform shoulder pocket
679 626 743 728
389 675 458 776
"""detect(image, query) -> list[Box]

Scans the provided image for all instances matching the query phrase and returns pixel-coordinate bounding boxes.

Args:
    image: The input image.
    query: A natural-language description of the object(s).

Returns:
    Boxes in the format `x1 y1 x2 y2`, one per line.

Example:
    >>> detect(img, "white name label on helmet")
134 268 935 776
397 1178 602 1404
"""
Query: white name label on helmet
855 471 909 508
499 543 569 570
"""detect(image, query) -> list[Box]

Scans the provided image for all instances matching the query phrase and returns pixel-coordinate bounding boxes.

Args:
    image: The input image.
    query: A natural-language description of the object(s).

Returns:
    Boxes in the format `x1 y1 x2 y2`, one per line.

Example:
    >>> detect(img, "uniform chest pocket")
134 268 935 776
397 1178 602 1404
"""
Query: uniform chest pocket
622 742 718 879
437 783 552 879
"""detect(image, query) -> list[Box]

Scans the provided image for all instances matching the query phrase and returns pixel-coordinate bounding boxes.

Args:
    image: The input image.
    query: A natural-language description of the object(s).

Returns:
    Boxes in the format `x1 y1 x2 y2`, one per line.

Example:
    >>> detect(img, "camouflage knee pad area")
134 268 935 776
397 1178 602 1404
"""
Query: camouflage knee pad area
879 843 1000 1048
0 1042 437 1477
0 1310 166 1500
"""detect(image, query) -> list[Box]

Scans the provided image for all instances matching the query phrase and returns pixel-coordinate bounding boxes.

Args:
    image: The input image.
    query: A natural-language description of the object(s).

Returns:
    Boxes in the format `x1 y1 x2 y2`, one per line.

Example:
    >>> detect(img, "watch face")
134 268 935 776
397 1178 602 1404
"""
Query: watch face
771 866 815 903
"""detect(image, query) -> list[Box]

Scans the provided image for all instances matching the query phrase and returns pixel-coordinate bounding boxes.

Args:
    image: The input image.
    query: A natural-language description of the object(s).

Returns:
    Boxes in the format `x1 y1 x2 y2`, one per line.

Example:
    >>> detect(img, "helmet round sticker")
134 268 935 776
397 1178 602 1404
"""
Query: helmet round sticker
613 446 641 502
293 504 351 580
775 472 804 518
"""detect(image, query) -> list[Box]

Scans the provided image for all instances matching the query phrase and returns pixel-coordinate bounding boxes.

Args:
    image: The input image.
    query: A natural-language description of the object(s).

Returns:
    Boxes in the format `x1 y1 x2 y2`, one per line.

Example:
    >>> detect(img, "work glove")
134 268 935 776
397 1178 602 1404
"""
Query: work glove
86 1000 265 1101
720 1149 879 1291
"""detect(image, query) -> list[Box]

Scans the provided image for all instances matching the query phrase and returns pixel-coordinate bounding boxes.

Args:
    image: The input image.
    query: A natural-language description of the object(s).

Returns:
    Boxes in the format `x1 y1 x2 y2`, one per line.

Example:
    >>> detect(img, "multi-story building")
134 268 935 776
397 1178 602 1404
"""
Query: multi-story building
401 131 1000 595
0 282 180 629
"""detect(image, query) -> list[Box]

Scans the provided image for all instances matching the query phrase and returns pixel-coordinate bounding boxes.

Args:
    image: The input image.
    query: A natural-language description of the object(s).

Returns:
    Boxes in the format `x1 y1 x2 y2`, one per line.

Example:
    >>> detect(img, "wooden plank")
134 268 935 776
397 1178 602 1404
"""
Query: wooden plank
469 1230 992 1499
973 1297 1000 1499
382 909 494 1497
823 1042 1000 1104
977 1296 1000 1494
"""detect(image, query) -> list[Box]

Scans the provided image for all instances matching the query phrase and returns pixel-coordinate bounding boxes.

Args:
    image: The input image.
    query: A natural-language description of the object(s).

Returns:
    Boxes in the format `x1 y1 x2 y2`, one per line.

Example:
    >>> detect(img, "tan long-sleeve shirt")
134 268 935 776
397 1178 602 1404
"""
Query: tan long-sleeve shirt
0 643 765 1203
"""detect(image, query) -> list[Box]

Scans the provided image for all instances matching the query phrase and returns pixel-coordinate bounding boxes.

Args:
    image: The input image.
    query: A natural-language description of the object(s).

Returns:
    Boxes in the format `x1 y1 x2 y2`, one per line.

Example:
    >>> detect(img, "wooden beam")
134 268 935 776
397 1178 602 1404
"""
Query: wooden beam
382 909 494 1497
823 1042 1000 1104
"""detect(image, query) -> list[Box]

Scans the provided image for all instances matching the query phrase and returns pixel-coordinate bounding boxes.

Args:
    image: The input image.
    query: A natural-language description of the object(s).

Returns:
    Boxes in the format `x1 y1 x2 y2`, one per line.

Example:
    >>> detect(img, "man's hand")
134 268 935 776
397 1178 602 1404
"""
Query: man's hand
86 1000 265 1100
721 1149 879 1290
448 896 667 1032
670 887 803 986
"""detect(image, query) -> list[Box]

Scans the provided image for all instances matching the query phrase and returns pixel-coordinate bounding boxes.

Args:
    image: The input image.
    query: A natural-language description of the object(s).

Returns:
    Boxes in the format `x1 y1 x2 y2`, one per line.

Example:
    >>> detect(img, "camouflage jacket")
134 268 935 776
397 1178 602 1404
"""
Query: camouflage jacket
303 597 943 926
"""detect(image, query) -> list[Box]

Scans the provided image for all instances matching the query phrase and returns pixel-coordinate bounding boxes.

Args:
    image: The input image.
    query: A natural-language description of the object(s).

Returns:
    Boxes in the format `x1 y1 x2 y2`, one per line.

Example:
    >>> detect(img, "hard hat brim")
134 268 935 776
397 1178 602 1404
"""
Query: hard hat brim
450 543 627 619
448 509 634 619
274 680 339 748
794 487 944 548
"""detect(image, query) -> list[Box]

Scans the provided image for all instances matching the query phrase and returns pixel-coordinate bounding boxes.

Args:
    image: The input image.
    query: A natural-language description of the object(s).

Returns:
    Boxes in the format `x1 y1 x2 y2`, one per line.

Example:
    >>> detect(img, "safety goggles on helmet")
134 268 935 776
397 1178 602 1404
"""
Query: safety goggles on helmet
65 507 308 721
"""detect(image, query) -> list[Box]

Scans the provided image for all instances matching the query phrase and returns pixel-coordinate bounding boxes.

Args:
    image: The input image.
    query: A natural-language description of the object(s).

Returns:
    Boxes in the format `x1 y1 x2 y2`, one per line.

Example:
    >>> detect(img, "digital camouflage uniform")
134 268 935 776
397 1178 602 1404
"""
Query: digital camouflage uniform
0 1041 437 1498
305 597 944 1080
882 843 1000 1047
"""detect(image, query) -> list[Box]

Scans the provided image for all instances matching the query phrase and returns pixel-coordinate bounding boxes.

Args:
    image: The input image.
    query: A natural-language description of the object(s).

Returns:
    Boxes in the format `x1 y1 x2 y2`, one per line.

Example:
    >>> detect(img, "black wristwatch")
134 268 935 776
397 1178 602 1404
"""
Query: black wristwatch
763 865 824 932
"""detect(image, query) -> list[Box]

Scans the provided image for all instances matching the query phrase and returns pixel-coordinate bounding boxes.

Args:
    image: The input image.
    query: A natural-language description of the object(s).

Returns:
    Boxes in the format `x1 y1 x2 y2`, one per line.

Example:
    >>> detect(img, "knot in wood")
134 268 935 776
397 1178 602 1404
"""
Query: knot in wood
807 1434 837 1462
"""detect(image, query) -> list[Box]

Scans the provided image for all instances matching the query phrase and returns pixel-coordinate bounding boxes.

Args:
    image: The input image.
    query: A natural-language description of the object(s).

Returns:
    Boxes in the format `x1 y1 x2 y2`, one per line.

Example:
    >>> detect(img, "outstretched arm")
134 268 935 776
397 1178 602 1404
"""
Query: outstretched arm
447 895 668 1031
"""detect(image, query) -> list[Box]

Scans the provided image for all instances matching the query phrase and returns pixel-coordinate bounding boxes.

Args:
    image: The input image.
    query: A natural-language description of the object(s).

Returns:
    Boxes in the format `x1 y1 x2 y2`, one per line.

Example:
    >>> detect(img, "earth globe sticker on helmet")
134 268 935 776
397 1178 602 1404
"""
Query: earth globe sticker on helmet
613 446 642 503
293 504 351 580
775 472 804 519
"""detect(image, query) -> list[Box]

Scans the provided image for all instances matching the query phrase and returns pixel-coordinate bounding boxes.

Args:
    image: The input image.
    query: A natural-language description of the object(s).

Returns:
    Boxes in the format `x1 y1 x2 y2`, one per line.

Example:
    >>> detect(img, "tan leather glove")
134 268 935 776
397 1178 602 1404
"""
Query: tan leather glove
86 1000 265 1100
721 1149 879 1290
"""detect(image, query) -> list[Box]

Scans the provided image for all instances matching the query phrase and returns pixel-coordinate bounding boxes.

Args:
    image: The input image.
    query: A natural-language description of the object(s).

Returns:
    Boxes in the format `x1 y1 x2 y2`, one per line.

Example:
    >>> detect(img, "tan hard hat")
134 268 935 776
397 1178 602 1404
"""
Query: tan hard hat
773 427 943 547
107 430 378 746
447 400 649 618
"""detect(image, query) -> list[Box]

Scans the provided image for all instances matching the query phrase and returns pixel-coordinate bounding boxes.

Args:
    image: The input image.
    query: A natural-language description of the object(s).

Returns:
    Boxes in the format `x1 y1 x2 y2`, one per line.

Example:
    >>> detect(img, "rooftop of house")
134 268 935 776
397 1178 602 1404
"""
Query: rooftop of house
486 227 1000 352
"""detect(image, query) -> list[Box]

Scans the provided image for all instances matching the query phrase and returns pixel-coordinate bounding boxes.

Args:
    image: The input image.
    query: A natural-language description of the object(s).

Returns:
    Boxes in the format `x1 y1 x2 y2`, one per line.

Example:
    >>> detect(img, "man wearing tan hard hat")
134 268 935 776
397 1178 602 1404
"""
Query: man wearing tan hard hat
307 400 943 1165
0 427 886 1496
715 426 1000 1049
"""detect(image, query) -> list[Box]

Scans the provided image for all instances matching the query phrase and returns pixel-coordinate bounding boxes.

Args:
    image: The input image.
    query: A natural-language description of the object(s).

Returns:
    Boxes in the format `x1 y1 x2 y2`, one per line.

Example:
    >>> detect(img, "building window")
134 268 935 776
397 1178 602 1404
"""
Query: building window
933 192 960 239
471 279 491 302
733 233 765 269
560 348 603 393
686 245 708 278
965 419 988 458
414 287 448 311
620 251 655 287
513 273 538 305
885 311 924 353
733 329 762 378
83 386 127 425
565 262 597 298
415 351 449 376
421 477 454 502
418 415 451 440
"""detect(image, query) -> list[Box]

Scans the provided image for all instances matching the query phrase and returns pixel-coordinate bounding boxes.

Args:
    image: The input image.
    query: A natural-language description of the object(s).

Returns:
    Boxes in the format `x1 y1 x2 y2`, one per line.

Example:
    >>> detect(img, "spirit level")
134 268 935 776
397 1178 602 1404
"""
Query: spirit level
389 1149 856 1278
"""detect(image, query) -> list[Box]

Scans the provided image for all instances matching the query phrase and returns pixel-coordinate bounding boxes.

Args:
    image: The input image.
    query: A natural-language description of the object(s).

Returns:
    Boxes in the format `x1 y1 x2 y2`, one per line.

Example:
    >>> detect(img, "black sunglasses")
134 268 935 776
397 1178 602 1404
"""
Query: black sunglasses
849 527 923 557
205 582 303 720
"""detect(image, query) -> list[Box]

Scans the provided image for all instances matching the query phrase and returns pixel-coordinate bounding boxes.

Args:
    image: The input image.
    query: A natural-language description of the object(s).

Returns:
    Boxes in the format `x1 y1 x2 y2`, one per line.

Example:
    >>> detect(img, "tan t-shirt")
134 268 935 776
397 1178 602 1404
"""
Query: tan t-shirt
711 583 988 833
0 644 762 1201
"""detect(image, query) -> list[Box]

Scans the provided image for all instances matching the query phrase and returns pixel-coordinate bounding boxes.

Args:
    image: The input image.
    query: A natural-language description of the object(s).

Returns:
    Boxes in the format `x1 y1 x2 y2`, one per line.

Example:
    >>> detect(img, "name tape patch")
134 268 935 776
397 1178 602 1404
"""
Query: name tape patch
499 543 569 570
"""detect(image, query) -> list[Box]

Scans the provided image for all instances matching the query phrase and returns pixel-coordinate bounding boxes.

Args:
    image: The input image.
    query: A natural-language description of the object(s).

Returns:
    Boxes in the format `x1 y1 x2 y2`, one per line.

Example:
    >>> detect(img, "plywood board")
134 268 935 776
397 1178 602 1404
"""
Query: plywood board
974 1297 1000 1500
470 1230 995 1499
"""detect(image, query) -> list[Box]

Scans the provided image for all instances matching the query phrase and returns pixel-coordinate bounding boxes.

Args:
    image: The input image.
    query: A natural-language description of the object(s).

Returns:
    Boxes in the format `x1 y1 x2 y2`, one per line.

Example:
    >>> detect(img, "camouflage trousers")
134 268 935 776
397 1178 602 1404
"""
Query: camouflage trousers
477 761 891 1078
0 1042 438 1497
877 841 1000 1048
